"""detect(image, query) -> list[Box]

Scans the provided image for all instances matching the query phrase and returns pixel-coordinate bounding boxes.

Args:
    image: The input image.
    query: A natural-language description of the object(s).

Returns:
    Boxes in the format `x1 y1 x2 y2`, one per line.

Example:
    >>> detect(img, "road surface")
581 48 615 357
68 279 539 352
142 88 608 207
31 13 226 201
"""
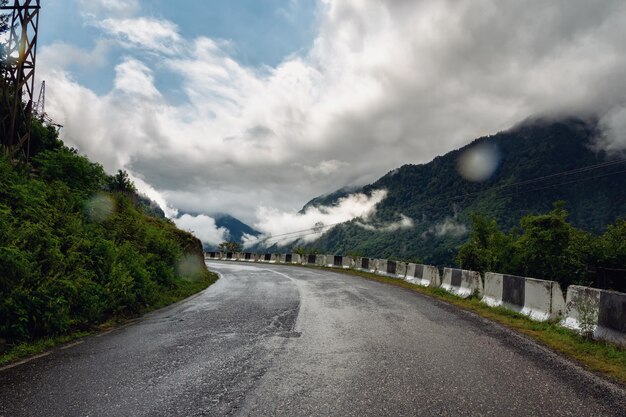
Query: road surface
1 261 625 416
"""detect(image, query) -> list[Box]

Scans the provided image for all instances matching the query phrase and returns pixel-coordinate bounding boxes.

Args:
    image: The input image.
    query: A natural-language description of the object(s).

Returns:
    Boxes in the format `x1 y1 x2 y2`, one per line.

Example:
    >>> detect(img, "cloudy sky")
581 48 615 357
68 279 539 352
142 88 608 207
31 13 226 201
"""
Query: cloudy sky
33 0 626 244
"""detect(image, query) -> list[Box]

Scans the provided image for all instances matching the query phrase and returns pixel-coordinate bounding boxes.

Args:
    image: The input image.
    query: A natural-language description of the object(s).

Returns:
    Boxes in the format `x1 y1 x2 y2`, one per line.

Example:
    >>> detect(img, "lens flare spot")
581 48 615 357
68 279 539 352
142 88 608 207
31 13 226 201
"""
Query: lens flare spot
177 253 204 281
457 144 500 182
85 193 116 223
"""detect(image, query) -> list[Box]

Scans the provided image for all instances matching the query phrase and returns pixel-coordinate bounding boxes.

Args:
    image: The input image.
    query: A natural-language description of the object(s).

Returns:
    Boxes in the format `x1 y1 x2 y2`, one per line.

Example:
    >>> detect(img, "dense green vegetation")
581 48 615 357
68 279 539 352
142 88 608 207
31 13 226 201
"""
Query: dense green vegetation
457 203 626 290
0 124 216 350
270 117 626 285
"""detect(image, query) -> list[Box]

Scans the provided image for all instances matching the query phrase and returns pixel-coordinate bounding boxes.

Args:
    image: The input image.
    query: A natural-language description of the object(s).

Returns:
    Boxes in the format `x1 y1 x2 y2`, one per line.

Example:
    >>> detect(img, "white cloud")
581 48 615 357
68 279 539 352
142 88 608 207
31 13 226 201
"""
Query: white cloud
78 0 140 18
129 174 178 218
41 0 626 228
38 40 111 71
424 218 469 238
113 58 161 98
97 17 182 54
246 189 388 247
301 160 350 176
597 106 626 154
355 214 414 232
173 214 228 246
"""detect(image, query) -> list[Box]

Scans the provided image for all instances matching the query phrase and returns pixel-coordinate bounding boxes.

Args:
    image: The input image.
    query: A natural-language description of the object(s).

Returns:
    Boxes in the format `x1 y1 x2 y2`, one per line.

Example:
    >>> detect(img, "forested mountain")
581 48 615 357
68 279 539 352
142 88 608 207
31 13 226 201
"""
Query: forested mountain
278 117 626 266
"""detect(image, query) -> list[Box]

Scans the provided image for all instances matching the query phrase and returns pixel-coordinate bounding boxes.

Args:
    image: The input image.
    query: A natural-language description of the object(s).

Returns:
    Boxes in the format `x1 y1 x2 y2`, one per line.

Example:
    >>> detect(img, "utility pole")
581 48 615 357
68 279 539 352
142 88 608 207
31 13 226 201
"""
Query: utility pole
0 0 41 160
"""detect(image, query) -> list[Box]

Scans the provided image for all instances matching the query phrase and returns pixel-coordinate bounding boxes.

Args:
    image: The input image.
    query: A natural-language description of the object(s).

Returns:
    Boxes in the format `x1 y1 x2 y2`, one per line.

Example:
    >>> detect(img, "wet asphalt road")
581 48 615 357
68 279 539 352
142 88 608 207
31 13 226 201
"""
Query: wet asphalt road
1 261 625 417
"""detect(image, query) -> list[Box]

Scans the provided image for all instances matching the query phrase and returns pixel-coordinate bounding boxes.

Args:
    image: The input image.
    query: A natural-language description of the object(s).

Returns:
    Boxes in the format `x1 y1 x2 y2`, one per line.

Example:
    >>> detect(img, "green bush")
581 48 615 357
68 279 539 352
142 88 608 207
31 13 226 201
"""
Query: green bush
0 135 212 345
457 202 623 289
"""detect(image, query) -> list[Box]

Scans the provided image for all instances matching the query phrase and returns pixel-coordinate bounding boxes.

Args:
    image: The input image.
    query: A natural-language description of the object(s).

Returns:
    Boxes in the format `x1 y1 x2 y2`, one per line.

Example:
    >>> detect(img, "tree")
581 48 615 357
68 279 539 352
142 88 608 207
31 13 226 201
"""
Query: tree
0 1 8 34
595 218 626 268
456 212 514 273
1 1 9 67
592 218 626 290
108 170 137 193
513 202 592 286
33 148 108 195
218 241 241 253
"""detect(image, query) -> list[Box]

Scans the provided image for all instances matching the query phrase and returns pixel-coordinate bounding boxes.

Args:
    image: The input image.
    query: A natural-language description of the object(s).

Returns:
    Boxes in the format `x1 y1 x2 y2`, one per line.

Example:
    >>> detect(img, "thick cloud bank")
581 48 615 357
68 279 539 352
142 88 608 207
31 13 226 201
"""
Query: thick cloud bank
39 0 626 225
245 190 388 247
173 214 228 246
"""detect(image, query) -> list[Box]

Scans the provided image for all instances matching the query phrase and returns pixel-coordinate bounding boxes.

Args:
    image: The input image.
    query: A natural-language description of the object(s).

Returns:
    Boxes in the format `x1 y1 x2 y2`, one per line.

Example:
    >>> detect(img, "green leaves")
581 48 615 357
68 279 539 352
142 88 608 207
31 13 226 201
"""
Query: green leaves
218 240 241 253
108 170 137 193
33 148 108 197
458 203 623 290
0 150 210 345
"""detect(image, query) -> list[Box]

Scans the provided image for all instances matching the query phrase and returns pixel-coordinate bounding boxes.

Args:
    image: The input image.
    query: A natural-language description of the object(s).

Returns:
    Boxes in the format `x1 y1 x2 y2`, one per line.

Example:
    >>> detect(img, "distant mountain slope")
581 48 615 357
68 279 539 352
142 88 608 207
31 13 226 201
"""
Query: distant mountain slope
284 117 626 265
213 214 261 243
300 185 361 213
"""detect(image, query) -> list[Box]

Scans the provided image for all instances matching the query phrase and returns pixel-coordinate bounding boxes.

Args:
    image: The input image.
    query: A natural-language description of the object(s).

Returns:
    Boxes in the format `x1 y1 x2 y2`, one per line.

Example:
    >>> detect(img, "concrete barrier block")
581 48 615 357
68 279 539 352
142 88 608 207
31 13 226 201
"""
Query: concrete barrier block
240 253 258 262
204 252 220 260
481 273 565 321
303 254 326 266
552 284 567 320
259 253 279 263
326 255 353 269
405 263 440 287
355 257 377 273
280 253 301 264
523 278 565 321
563 285 626 346
376 259 407 279
563 286 600 332
441 268 482 298
482 272 503 307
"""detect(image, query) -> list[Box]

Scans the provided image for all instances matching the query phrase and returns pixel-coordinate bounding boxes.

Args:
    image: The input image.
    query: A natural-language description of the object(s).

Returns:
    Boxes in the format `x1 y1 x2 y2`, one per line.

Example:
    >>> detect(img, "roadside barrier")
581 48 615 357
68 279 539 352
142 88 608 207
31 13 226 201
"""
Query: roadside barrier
482 273 565 321
441 268 482 298
280 253 301 264
303 254 326 266
405 263 440 287
240 252 257 262
355 257 377 273
562 285 626 346
259 253 279 263
204 250 626 347
376 259 407 279
326 255 353 269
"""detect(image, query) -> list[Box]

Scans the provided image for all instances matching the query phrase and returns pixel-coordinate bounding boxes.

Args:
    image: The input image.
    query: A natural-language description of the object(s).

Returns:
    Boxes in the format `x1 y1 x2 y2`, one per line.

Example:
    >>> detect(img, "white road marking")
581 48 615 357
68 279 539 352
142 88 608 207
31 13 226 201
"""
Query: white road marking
0 352 51 372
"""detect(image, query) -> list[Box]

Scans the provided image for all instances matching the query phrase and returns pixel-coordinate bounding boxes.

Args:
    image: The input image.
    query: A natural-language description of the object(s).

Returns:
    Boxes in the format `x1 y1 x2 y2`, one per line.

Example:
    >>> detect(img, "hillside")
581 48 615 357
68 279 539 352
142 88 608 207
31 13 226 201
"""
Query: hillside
282 117 626 265
213 214 260 244
0 123 216 350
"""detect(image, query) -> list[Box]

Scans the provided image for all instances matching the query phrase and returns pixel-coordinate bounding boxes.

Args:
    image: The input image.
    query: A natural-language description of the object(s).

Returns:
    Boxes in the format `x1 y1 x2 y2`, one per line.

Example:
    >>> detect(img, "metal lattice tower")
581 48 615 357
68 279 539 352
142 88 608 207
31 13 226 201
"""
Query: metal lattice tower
33 79 62 131
33 78 44 119
0 0 41 159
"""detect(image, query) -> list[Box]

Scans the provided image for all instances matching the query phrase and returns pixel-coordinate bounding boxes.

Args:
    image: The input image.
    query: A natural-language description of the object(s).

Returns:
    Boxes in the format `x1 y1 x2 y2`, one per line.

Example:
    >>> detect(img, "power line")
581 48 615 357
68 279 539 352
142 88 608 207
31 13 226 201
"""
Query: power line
253 158 626 245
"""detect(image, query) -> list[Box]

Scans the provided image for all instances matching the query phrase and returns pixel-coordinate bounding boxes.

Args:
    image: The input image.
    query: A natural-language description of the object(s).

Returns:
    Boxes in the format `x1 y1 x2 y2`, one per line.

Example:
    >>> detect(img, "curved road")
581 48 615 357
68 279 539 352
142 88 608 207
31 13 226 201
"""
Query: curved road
1 261 625 416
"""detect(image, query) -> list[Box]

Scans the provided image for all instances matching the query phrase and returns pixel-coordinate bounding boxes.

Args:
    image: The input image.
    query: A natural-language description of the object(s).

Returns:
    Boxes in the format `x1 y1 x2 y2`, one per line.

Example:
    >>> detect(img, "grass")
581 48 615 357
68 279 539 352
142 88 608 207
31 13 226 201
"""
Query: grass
305 265 626 386
0 331 93 367
0 271 218 368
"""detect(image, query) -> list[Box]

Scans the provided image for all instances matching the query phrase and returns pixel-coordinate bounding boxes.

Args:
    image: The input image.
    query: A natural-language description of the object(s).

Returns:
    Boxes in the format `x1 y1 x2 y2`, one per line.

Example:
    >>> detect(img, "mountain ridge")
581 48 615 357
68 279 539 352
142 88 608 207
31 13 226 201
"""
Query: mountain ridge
272 116 626 265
